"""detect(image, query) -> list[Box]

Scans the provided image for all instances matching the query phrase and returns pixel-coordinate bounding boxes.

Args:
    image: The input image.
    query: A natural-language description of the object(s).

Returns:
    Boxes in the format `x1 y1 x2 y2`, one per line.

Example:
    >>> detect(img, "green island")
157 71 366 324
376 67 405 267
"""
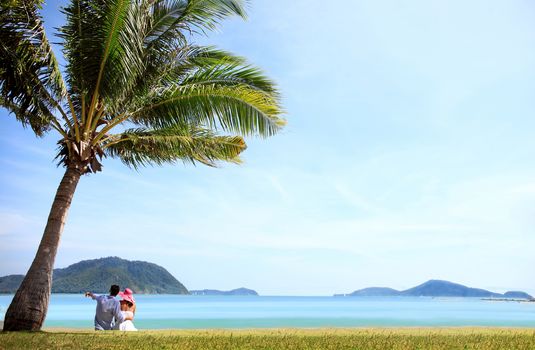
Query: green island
2 328 535 350
0 257 189 295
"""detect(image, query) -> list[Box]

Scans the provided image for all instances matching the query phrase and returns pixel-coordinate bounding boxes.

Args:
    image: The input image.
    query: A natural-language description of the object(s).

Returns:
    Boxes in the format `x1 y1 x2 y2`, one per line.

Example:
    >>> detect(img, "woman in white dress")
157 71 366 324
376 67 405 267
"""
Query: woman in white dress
115 288 137 331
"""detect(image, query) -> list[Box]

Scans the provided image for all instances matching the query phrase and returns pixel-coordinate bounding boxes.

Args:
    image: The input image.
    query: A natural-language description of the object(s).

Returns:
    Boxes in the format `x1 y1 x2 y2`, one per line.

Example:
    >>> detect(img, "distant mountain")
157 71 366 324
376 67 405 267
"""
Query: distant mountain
190 288 258 296
348 287 401 297
400 280 502 298
503 291 533 299
0 275 25 294
341 280 533 299
0 257 189 294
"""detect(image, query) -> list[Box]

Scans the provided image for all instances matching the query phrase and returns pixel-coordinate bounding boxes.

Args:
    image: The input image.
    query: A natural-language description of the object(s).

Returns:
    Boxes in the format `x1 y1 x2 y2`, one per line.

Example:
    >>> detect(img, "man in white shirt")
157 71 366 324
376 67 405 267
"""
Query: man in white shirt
85 285 124 330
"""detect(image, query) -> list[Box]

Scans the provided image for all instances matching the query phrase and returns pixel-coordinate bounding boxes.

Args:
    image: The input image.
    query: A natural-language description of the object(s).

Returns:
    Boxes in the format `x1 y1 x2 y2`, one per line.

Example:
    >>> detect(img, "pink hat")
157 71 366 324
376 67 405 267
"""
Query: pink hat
119 288 135 304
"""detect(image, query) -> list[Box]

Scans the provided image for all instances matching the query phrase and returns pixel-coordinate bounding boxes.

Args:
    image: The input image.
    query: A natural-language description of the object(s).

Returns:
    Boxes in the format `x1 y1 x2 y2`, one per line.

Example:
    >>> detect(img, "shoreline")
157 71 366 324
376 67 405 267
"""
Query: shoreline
1 321 533 333
482 298 535 302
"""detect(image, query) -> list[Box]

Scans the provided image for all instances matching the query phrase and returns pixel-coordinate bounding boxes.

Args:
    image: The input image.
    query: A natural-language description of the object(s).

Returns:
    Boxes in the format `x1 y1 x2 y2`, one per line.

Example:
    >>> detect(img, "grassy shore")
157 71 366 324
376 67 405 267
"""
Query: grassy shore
1 328 535 349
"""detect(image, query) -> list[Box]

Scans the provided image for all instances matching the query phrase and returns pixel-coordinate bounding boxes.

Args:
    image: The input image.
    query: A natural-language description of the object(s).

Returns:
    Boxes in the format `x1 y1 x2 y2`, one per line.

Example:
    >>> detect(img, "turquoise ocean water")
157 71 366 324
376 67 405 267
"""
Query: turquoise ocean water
0 295 534 329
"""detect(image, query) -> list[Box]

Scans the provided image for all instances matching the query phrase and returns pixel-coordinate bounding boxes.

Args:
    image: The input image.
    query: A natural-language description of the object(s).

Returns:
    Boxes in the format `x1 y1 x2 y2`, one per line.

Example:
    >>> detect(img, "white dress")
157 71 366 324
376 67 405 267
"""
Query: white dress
116 311 137 331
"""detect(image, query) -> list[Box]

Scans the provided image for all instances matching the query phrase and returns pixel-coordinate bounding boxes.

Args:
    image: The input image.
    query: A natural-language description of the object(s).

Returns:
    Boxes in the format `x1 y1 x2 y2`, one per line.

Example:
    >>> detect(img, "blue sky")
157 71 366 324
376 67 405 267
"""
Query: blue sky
2 0 535 296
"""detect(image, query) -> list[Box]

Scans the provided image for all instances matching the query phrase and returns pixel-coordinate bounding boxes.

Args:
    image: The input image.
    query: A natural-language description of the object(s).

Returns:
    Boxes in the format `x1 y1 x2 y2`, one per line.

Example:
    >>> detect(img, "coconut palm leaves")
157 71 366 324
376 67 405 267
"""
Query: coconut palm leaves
105 126 247 168
0 0 67 135
3 0 284 173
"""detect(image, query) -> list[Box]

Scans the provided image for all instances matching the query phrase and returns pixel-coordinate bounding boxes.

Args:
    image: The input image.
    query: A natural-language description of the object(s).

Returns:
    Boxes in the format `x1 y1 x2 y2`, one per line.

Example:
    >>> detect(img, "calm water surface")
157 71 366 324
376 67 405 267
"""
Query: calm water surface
0 295 533 329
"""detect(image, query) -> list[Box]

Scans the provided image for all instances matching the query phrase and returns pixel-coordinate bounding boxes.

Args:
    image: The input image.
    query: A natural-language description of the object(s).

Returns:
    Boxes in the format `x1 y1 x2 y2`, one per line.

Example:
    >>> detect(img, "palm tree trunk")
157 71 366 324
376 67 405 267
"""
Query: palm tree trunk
3 166 82 331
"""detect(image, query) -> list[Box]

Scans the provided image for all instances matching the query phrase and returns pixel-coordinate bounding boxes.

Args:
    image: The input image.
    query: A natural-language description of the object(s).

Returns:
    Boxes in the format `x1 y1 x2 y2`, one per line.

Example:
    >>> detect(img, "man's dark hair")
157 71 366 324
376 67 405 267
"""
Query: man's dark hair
110 285 120 296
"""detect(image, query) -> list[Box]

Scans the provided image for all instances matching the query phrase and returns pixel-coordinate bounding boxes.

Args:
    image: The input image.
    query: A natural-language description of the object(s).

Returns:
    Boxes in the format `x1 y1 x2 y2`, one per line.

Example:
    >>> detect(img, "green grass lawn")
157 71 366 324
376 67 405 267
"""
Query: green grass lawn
1 328 535 350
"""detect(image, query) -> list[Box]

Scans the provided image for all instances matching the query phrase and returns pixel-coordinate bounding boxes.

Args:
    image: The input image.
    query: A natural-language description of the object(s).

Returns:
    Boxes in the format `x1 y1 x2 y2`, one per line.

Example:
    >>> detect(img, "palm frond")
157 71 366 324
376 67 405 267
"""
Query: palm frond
109 45 215 114
0 97 55 136
146 0 246 50
59 0 247 119
119 45 251 113
0 0 67 135
180 0 247 33
59 0 136 114
182 57 278 94
121 47 284 137
129 0 248 102
130 83 285 137
59 0 99 114
104 125 246 168
92 0 141 109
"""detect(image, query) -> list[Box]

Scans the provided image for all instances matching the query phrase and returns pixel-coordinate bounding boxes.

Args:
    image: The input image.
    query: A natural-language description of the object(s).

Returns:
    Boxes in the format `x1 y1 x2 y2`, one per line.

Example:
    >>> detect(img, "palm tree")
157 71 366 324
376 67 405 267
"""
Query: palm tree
1 0 284 331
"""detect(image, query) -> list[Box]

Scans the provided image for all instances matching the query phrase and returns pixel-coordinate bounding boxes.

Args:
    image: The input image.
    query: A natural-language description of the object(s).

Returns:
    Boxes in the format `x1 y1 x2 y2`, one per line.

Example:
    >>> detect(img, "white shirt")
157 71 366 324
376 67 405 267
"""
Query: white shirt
91 294 124 330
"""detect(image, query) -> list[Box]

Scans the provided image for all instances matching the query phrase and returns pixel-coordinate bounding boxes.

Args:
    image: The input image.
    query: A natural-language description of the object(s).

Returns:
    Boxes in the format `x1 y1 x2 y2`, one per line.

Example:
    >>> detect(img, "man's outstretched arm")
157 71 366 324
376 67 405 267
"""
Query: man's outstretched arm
85 292 98 300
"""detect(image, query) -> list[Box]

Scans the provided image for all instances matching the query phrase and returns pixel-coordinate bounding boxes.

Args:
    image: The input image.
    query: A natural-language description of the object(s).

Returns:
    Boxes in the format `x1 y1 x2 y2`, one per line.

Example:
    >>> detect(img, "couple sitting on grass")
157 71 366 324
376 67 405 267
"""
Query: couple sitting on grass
85 284 137 331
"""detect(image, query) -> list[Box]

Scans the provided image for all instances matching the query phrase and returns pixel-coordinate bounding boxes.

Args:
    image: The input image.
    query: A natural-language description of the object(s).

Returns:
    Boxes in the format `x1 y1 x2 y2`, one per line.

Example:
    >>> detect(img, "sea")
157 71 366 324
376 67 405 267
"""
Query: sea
0 295 534 329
